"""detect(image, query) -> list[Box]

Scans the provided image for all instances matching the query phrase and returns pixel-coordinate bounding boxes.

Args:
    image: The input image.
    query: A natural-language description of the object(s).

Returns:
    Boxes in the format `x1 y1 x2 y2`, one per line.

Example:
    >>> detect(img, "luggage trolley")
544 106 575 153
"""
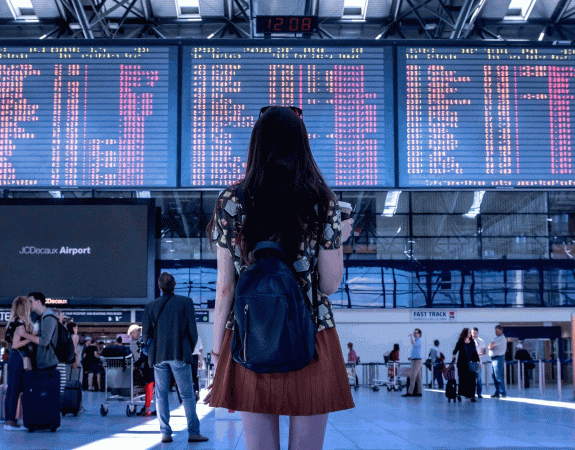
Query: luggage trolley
99 355 145 417
385 361 406 392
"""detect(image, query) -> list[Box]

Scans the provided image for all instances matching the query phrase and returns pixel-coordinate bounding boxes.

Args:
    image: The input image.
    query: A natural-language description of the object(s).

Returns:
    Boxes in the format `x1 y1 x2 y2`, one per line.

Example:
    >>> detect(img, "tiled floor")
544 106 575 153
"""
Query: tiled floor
2 385 575 450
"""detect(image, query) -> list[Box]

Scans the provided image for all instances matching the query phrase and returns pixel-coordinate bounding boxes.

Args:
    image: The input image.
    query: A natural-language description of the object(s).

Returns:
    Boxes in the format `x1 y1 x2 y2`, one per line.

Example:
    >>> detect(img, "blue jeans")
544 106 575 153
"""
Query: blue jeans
154 360 200 437
475 364 482 396
491 356 506 396
5 350 24 422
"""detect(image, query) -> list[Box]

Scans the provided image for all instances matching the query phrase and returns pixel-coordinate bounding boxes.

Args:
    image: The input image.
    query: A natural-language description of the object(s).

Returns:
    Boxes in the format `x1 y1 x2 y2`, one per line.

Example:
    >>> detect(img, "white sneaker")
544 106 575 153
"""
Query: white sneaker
4 424 26 431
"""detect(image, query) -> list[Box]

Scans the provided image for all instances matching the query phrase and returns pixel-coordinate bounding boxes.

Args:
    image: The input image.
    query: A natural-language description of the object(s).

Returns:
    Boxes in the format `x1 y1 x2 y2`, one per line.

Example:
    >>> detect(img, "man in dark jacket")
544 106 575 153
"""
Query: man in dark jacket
142 272 208 444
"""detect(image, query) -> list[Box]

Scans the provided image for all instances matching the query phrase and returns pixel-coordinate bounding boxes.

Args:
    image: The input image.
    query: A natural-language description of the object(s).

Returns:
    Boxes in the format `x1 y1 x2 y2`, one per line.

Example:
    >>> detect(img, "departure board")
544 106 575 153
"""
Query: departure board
398 45 575 188
182 45 394 188
0 45 177 187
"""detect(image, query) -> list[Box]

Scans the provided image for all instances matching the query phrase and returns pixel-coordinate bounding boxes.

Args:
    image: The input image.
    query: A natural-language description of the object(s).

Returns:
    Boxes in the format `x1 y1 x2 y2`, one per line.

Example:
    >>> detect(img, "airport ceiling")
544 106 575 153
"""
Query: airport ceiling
0 0 573 41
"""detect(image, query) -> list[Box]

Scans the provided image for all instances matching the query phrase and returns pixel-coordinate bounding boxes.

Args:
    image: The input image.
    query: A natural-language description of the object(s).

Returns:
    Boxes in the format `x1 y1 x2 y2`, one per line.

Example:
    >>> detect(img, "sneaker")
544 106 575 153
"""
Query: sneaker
491 394 500 398
161 435 173 443
477 395 483 399
188 434 209 442
4 422 25 431
401 393 412 397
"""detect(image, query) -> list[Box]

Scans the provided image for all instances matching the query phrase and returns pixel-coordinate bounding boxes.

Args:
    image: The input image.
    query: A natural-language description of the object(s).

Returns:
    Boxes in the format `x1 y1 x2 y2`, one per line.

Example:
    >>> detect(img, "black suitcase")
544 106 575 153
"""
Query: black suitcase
23 369 61 432
445 379 457 402
61 380 82 416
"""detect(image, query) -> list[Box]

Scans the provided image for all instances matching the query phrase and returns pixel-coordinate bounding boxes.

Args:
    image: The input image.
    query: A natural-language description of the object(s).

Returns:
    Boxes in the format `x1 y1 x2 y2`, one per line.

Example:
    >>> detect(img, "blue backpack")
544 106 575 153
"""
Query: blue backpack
231 241 317 373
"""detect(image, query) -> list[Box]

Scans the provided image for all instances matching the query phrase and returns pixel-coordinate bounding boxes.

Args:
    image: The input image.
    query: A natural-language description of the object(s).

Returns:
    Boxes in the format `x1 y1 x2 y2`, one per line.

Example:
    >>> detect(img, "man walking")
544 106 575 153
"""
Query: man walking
472 327 487 398
402 328 423 397
488 324 507 398
142 272 208 444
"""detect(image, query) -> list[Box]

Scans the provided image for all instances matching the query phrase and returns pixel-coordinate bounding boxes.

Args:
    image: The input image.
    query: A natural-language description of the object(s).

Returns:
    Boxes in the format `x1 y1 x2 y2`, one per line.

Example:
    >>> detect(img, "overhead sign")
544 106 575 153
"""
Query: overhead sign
411 310 456 322
134 309 209 323
0 309 131 324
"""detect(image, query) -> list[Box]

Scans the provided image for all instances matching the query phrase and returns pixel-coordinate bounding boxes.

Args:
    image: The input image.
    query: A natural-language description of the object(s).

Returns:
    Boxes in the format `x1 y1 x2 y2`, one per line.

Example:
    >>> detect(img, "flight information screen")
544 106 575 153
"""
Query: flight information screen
182 44 394 188
0 44 177 188
398 45 575 188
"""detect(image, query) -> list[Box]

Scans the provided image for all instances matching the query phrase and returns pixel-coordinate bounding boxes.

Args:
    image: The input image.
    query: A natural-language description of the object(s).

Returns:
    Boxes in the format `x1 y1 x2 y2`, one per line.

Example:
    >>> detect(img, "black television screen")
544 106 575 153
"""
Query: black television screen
181 43 395 188
0 44 178 188
397 44 575 188
0 199 156 306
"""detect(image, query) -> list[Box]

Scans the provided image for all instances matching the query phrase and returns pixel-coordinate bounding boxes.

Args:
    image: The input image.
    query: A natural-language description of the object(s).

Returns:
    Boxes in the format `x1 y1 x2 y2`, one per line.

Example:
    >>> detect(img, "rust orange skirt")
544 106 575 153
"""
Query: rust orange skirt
209 327 355 416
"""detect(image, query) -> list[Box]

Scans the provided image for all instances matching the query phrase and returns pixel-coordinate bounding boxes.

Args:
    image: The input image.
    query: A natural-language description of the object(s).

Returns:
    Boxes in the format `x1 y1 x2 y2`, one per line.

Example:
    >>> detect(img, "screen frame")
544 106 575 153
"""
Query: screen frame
395 40 575 190
0 40 179 189
180 39 396 189
0 197 157 307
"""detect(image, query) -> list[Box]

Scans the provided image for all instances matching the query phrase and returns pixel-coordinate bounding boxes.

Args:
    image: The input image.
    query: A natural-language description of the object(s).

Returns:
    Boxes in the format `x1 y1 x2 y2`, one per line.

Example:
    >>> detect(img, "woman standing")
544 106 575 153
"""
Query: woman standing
452 328 480 402
347 342 358 364
205 106 355 450
3 296 33 430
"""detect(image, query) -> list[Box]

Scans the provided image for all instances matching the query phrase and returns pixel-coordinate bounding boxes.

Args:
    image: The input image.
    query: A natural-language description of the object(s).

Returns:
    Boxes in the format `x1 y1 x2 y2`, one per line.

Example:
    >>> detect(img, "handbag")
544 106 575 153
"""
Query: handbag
468 361 479 373
19 350 32 371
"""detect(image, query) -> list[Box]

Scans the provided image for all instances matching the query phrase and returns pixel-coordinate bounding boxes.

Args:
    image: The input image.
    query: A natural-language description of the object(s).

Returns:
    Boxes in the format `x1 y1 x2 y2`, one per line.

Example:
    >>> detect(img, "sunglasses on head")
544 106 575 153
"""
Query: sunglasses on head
259 106 303 118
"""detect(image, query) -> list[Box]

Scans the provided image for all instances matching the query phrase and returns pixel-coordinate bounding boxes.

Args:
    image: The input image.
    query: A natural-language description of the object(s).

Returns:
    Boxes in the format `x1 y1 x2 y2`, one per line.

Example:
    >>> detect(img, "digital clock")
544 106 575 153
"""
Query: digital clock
256 16 318 34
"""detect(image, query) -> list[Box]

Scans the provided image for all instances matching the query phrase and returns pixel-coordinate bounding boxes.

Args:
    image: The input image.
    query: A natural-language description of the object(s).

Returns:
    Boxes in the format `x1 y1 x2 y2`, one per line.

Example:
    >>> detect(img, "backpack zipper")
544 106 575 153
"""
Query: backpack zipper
243 304 248 362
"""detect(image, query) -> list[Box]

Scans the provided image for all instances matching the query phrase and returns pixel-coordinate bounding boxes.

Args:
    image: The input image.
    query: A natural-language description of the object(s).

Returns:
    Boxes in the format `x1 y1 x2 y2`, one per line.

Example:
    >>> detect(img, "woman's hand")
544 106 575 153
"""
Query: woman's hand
203 382 214 404
341 218 354 242
202 353 219 405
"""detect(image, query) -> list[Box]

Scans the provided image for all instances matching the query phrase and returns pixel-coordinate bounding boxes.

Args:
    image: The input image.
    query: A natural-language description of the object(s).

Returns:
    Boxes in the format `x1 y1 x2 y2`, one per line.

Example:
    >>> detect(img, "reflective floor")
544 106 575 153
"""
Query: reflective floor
2 385 575 450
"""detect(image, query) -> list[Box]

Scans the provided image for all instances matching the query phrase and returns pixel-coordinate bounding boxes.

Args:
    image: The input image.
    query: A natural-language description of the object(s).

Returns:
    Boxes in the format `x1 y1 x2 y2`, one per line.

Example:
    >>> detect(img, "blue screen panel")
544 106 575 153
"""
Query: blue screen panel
0 44 177 188
182 44 394 188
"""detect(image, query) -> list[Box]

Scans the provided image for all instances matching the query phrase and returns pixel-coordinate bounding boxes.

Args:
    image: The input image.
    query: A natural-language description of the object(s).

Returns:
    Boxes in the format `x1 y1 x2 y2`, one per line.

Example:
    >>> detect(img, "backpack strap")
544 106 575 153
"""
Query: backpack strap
311 233 320 327
43 313 59 354
151 294 173 362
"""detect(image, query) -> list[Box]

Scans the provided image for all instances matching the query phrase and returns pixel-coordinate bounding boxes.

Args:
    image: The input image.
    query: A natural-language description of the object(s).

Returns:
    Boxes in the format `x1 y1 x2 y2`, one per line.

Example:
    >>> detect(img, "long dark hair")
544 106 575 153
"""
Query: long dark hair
210 106 334 265
458 328 471 342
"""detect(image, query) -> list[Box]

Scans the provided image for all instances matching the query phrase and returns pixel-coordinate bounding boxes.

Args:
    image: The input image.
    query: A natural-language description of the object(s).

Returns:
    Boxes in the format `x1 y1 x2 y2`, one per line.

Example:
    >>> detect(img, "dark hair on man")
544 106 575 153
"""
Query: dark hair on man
209 106 334 265
66 322 77 335
28 292 46 305
473 327 479 332
434 339 439 346
415 328 422 336
116 336 123 344
158 272 176 293
495 324 503 331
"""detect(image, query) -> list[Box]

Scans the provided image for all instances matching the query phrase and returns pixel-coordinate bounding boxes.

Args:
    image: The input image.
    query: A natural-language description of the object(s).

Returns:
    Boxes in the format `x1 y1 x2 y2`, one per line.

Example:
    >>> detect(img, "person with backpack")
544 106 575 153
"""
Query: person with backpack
205 106 355 450
16 292 59 371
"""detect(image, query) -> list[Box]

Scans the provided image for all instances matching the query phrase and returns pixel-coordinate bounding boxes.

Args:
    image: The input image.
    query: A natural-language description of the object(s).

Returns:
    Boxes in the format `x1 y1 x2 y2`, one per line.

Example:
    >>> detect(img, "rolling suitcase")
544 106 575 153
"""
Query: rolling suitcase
23 369 61 432
61 378 82 417
445 379 457 402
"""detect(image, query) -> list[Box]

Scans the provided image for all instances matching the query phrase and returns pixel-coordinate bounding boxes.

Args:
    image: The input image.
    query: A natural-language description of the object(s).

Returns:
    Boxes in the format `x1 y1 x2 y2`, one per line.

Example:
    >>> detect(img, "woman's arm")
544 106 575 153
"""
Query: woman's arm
213 246 236 368
12 326 30 350
317 217 353 295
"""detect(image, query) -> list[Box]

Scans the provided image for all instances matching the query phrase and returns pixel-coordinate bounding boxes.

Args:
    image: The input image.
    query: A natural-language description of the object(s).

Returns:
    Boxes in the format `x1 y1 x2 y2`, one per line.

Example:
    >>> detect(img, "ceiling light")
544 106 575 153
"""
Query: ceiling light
6 0 36 19
463 191 485 219
504 0 536 21
382 191 401 217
